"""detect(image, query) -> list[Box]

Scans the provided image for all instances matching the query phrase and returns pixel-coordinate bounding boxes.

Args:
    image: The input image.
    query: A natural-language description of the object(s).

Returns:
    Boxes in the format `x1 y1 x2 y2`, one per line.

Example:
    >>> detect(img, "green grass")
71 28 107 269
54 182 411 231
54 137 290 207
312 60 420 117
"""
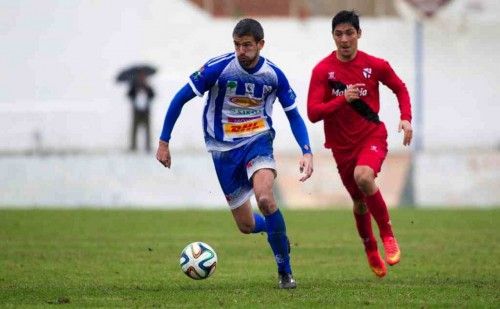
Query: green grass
0 208 499 308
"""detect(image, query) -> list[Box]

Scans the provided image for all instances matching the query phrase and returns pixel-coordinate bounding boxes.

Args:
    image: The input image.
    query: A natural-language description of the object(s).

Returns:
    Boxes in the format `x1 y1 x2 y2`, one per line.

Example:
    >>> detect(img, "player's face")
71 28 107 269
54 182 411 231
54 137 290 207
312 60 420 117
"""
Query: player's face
332 23 361 61
233 35 264 69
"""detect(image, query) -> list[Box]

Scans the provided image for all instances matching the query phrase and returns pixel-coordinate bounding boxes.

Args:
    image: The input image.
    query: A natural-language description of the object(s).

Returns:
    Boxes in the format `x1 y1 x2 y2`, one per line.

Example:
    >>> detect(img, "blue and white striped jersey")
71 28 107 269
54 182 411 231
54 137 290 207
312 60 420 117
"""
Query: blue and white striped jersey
188 52 297 152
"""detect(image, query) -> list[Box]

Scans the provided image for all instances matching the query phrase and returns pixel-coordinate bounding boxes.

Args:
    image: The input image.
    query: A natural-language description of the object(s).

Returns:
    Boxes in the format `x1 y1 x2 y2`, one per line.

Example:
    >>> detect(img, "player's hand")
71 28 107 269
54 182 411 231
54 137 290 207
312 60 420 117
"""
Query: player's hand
299 153 313 182
156 140 172 168
344 83 365 103
398 120 413 146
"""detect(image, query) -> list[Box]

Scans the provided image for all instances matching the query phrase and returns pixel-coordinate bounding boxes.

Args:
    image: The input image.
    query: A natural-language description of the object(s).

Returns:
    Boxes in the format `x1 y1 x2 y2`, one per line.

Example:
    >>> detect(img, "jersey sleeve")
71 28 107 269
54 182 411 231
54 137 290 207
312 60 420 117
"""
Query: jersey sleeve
273 66 297 112
378 60 412 122
307 65 347 123
188 57 228 97
269 63 311 154
285 108 312 155
159 84 197 142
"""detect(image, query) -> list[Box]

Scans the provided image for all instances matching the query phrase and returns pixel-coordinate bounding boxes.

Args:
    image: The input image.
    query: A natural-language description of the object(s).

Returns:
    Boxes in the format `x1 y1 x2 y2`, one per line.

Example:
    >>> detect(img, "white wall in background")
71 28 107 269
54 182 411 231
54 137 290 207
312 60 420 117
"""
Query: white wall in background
415 151 500 207
1 0 499 208
0 153 226 208
0 151 498 208
1 0 499 154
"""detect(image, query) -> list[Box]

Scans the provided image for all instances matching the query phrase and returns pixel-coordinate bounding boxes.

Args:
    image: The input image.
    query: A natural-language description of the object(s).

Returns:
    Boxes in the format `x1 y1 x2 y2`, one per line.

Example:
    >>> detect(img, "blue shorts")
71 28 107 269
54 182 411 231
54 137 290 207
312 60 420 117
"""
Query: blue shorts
211 132 276 209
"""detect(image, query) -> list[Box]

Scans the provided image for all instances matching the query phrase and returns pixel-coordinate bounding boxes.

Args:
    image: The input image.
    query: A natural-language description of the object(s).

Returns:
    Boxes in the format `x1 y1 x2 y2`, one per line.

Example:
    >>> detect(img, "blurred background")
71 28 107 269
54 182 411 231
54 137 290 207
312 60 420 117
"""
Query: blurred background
0 0 498 209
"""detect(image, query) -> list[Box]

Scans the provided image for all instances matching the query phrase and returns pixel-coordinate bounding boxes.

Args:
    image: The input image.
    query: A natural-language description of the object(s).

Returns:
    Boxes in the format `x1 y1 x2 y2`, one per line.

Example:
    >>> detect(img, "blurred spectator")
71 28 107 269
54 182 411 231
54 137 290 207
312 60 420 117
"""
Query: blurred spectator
117 65 157 152
127 72 155 152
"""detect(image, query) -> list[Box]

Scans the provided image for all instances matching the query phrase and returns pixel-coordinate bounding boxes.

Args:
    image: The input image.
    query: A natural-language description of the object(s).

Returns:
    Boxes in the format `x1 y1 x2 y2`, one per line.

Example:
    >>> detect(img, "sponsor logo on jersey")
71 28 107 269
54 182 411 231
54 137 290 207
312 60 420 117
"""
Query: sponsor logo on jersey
245 83 255 95
229 96 262 107
263 85 273 96
226 80 237 95
328 71 336 80
332 84 368 97
190 66 205 81
363 67 372 79
228 108 262 116
190 70 202 81
223 119 266 135
287 89 297 101
227 116 260 123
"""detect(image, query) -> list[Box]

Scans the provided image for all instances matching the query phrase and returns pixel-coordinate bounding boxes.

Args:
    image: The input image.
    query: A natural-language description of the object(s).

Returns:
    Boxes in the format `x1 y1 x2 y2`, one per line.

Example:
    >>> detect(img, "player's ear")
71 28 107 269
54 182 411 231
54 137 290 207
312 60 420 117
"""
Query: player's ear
331 31 337 42
358 29 362 38
258 39 265 50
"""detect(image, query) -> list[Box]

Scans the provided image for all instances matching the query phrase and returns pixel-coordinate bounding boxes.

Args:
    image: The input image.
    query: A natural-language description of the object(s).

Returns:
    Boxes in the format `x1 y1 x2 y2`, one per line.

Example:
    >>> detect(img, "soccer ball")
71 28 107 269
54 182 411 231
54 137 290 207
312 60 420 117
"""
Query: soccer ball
179 241 217 280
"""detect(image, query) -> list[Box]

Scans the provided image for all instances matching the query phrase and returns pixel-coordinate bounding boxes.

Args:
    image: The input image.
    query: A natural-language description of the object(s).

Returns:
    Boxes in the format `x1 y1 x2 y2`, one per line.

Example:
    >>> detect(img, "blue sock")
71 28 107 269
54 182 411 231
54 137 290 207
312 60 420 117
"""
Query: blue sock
252 212 266 233
265 209 291 274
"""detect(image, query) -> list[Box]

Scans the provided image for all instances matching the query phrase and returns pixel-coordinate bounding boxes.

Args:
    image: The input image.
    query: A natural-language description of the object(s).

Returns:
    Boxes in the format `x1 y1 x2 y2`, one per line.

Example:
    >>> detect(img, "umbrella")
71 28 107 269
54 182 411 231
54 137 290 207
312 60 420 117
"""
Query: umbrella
116 64 157 83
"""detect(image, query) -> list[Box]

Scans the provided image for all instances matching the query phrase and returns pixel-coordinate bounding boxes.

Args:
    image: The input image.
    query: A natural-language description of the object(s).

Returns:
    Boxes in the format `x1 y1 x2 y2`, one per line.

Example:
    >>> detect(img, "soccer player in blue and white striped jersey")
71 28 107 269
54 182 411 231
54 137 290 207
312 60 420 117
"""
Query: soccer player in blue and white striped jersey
156 18 313 289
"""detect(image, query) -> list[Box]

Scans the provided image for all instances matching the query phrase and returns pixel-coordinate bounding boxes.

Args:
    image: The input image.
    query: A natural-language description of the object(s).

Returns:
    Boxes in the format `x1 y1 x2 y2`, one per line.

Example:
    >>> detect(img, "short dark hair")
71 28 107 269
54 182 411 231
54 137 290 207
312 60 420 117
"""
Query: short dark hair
332 10 360 32
233 18 264 42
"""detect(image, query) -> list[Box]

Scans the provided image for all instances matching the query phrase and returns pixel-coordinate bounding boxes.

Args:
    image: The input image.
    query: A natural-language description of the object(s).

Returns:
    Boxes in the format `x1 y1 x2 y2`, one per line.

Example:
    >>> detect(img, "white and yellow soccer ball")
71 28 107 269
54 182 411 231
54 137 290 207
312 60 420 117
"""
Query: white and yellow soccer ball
179 242 217 280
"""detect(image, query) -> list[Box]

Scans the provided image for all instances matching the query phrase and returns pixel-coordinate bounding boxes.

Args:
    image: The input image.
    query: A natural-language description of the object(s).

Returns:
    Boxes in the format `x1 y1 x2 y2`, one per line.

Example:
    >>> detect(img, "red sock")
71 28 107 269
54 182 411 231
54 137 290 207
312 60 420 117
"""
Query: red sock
364 190 394 238
353 210 377 251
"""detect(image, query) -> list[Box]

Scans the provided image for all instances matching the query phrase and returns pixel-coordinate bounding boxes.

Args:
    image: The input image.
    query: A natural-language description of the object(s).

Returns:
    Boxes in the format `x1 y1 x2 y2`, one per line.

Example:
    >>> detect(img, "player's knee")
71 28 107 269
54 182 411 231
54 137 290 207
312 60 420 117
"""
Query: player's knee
237 222 254 234
256 195 276 215
354 169 374 192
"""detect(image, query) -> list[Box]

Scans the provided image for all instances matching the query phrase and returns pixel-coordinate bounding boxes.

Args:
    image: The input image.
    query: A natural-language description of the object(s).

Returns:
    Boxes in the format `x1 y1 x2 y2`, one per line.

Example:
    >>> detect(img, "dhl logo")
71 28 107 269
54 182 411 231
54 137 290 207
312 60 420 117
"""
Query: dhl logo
224 119 265 134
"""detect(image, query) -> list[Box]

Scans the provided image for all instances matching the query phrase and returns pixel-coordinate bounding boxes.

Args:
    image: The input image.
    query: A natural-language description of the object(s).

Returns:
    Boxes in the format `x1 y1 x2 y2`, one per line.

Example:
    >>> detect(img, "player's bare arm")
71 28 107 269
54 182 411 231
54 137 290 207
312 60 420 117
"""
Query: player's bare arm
156 140 172 168
299 153 314 182
344 83 365 102
398 120 413 146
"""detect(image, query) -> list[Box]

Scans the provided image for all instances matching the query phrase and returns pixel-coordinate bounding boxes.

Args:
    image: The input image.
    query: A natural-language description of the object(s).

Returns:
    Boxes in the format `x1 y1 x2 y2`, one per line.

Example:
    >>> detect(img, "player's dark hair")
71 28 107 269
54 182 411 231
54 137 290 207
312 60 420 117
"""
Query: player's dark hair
233 18 264 42
332 10 360 32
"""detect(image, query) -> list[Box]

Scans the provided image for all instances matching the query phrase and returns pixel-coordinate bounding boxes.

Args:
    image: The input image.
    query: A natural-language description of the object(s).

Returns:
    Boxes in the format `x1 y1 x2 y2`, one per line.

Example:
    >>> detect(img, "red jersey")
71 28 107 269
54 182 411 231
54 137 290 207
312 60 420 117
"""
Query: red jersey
307 50 411 151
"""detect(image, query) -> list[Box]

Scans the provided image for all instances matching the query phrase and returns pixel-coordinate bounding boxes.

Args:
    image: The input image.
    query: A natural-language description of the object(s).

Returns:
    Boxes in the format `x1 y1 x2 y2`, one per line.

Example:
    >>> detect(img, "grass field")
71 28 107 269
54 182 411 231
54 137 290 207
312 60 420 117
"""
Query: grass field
0 208 498 307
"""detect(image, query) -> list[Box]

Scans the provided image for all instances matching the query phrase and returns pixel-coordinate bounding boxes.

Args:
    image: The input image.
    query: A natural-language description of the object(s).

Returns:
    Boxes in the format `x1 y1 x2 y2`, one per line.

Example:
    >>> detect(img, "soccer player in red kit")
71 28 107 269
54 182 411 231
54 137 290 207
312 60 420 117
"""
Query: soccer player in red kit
307 10 413 278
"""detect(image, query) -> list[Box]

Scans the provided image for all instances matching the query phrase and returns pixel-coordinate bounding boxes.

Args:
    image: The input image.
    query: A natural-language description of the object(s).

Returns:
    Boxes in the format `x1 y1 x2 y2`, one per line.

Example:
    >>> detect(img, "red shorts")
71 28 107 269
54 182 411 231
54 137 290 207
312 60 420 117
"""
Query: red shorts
332 128 388 200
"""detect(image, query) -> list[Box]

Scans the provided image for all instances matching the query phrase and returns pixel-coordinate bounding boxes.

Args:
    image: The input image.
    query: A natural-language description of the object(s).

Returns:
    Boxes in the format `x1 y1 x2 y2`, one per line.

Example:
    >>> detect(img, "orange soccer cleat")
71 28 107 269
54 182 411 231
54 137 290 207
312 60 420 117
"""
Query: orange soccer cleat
382 236 401 266
366 249 387 278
